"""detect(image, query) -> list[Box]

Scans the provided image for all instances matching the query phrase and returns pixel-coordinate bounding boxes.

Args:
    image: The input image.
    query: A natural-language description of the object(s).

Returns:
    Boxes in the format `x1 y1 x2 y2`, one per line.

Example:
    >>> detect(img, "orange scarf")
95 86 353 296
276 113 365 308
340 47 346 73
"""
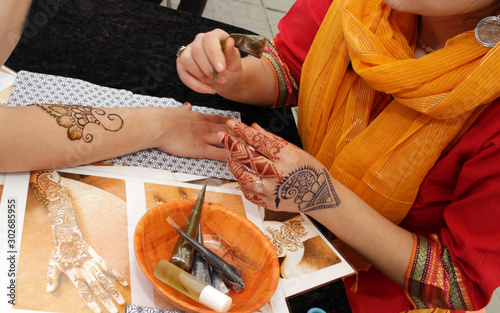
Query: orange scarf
298 0 500 226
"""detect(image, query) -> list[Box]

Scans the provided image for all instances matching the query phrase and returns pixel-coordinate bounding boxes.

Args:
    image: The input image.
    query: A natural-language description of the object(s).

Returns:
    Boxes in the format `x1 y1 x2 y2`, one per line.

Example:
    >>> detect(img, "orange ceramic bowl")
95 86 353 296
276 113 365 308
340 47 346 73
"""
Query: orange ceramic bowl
134 200 280 313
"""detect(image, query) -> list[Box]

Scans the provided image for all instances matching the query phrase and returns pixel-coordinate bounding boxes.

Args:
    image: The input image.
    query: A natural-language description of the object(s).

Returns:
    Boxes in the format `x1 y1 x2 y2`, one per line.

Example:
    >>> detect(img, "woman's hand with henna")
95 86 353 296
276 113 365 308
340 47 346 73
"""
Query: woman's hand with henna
217 119 341 213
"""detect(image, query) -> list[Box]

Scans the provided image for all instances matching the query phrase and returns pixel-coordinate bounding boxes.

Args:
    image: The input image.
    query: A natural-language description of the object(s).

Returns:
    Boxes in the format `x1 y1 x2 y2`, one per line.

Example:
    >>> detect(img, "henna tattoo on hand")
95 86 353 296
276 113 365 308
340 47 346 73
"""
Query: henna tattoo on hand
224 134 283 180
232 120 286 160
38 104 123 143
275 166 341 213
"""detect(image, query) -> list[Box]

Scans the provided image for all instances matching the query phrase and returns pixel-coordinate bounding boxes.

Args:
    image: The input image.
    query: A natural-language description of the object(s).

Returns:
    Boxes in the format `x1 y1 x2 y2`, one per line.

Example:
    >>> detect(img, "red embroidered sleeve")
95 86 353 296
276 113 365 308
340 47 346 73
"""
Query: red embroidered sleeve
405 234 472 311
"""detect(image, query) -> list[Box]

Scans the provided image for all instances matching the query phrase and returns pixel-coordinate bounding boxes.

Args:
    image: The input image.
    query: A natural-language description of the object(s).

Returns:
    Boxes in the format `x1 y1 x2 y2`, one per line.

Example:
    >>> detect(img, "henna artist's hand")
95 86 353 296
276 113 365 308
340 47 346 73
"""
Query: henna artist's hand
218 119 341 213
176 28 242 94
30 171 128 313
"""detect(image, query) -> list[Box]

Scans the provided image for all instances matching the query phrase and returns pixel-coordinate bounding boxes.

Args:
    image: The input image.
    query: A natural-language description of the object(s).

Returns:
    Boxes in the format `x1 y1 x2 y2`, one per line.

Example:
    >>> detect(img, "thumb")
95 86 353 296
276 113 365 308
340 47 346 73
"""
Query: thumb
46 259 61 292
224 38 242 73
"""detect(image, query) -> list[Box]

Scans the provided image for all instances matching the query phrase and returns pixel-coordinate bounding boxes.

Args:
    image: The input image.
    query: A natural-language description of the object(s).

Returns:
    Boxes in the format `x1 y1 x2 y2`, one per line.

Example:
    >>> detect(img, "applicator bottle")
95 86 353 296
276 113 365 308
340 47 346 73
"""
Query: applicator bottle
154 259 232 312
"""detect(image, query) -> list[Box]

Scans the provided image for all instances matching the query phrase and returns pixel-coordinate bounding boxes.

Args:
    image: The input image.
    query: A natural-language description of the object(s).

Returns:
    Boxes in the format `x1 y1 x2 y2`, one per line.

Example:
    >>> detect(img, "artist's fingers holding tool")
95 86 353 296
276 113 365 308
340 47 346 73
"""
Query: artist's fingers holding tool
177 44 213 93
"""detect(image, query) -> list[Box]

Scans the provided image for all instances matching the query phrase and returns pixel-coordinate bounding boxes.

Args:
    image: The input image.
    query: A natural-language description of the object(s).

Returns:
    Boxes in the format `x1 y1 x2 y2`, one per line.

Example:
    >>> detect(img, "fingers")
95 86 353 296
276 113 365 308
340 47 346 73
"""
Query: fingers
227 119 286 161
177 29 233 93
65 270 103 313
64 264 125 313
221 132 283 180
94 256 129 288
46 259 62 292
92 267 126 306
228 156 269 207
51 248 127 313
84 269 119 313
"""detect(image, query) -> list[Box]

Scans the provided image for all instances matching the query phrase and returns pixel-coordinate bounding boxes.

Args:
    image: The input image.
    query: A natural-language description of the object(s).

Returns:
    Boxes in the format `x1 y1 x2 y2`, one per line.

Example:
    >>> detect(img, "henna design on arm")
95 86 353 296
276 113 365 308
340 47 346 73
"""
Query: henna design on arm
37 104 123 143
275 166 341 213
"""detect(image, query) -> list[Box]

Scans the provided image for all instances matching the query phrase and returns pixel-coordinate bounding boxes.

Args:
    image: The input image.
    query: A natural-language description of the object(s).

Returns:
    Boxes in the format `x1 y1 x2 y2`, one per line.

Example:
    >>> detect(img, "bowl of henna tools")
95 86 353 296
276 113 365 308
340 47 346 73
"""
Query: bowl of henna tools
134 183 280 313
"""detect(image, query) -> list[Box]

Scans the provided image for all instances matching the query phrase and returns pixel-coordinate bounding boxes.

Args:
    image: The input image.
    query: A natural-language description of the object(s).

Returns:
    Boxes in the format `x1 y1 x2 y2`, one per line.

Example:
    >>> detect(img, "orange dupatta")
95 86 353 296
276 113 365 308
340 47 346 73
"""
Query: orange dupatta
298 0 500 227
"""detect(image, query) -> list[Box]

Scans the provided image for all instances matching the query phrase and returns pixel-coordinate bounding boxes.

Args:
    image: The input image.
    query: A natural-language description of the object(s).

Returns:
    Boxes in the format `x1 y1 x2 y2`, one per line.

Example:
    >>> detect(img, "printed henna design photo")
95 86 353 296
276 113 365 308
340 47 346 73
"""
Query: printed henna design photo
15 171 130 313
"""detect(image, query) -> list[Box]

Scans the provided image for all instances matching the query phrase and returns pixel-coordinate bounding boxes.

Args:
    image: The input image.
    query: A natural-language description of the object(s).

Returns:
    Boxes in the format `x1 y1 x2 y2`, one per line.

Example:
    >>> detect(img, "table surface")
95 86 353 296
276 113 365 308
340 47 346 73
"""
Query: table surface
5 0 351 312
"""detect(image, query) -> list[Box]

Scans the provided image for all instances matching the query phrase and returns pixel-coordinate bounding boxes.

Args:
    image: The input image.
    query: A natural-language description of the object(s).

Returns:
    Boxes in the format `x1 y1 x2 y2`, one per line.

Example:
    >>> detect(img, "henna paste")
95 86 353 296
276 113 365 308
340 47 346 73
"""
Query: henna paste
38 104 123 143
275 166 341 213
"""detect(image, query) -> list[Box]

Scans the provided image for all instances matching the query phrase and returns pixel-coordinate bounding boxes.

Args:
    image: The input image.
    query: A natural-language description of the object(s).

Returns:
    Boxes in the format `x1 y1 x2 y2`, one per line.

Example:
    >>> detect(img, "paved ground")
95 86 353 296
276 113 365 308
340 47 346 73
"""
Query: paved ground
161 0 294 38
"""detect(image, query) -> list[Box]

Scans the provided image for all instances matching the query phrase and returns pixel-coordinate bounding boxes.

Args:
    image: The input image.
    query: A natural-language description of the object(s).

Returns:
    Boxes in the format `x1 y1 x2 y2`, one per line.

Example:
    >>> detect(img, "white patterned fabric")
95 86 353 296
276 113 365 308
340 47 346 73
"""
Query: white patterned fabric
8 71 239 180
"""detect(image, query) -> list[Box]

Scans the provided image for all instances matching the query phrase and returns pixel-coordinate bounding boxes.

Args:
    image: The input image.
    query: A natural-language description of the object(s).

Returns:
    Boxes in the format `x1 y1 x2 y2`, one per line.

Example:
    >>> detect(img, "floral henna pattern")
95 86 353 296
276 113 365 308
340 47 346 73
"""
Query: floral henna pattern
30 171 83 244
266 219 307 255
97 272 121 299
52 239 92 271
30 171 127 312
275 166 341 213
38 104 123 143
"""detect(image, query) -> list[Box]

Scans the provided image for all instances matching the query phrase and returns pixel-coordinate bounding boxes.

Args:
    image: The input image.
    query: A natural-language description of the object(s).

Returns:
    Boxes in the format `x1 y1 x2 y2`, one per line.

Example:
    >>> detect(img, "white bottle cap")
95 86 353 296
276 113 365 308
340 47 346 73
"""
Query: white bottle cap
199 284 232 312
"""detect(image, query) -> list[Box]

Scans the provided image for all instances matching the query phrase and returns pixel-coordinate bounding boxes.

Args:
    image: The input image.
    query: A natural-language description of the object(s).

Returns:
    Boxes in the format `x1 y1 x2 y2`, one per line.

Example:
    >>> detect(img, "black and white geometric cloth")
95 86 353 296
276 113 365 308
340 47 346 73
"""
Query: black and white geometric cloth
125 304 184 313
8 71 239 180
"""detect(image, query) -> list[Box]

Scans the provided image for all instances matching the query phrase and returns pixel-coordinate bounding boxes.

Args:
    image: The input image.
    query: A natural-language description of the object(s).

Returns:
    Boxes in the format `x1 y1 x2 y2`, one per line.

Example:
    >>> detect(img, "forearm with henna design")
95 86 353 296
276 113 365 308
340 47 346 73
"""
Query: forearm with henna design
37 104 124 143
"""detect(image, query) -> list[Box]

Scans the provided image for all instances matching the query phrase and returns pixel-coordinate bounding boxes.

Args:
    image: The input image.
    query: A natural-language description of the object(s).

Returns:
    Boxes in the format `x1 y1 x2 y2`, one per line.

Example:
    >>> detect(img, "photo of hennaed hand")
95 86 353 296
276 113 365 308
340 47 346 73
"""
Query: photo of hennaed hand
14 171 130 313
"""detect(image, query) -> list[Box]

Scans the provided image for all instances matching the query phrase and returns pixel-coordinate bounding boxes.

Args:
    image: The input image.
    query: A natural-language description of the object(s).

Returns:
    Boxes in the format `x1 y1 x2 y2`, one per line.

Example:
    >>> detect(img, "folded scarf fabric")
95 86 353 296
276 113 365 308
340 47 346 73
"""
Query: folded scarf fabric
298 0 500 225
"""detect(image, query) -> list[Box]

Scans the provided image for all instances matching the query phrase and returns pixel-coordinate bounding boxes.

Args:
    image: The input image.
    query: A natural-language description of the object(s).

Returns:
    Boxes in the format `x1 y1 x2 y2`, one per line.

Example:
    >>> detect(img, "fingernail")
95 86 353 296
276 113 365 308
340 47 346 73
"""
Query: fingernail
182 102 190 106
217 131 226 142
215 61 224 72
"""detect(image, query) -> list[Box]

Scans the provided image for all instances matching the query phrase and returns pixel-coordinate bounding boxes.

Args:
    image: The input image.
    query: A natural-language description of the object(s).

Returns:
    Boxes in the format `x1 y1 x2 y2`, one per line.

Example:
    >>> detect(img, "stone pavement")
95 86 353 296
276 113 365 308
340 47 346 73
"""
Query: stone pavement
161 0 294 38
